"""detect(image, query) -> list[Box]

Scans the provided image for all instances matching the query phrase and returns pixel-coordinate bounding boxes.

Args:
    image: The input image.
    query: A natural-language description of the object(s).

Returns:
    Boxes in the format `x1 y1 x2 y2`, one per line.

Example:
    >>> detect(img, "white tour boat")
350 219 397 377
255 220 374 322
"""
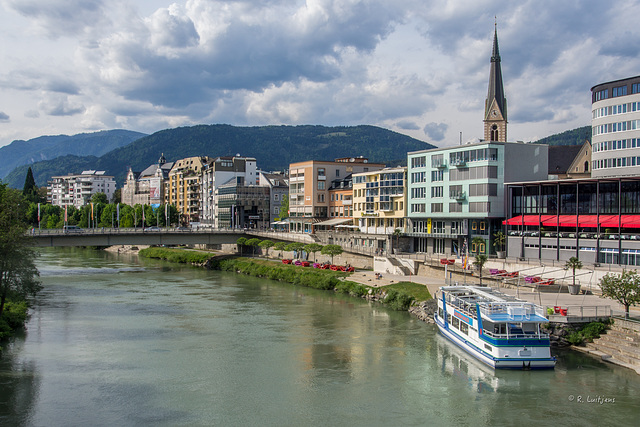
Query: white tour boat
434 286 556 370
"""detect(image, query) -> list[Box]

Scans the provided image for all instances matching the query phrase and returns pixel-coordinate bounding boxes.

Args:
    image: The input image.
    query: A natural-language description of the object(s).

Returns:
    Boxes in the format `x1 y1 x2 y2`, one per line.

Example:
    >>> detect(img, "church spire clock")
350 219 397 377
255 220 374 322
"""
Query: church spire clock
484 22 507 142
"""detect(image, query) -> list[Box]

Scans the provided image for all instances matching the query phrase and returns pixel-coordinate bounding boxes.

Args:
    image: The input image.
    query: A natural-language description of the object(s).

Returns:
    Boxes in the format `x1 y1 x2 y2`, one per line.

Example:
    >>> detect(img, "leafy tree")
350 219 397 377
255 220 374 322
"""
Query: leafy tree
303 243 323 262
285 242 305 259
246 238 261 256
111 188 121 204
259 240 275 257
91 192 109 205
279 195 289 219
236 237 248 254
472 236 485 255
473 254 488 286
0 183 41 319
564 256 583 287
321 244 343 264
599 270 640 319
274 241 287 258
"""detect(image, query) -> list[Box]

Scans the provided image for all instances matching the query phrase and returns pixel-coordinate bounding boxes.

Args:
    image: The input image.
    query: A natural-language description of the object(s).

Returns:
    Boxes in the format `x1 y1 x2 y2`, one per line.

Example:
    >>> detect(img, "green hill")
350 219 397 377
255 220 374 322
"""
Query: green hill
0 129 146 179
532 126 591 146
3 124 434 188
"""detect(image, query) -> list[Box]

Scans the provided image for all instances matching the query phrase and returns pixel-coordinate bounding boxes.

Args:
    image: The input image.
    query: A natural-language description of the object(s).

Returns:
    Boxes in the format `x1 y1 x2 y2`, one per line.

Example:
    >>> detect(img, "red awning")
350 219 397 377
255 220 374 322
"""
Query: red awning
504 214 640 229
503 215 544 226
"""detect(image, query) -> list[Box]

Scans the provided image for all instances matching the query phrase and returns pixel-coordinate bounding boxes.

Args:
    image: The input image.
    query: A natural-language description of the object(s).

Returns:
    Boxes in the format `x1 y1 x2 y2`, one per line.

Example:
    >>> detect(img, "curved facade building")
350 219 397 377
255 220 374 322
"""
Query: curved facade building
591 75 640 177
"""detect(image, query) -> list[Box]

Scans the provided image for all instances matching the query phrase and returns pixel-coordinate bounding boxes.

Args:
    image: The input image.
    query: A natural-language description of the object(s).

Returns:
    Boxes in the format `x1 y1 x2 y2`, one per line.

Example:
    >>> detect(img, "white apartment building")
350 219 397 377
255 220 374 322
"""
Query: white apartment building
47 170 116 208
591 75 640 177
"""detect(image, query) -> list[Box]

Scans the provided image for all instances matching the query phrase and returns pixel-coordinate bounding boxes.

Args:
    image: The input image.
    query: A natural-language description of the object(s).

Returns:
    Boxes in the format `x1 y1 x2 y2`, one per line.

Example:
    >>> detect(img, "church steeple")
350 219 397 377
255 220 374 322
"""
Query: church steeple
484 22 507 142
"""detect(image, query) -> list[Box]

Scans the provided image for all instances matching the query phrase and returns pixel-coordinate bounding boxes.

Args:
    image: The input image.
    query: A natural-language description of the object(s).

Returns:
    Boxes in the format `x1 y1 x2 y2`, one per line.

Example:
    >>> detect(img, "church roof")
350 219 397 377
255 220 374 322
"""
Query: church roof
485 26 506 120
548 145 582 174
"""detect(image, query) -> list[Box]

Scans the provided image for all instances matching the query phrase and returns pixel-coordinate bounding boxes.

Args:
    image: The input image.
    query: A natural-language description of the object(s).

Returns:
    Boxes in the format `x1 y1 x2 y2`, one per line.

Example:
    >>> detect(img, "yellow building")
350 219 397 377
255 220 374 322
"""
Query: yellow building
166 156 210 224
352 167 407 234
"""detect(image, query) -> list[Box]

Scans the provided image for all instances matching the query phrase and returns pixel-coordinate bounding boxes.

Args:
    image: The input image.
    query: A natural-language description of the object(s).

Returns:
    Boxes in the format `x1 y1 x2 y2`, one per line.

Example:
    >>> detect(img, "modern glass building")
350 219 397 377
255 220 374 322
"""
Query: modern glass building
505 177 640 266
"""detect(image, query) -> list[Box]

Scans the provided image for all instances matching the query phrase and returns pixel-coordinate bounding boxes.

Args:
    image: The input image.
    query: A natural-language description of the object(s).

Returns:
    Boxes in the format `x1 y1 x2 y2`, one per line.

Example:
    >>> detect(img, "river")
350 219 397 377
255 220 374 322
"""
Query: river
1 248 639 426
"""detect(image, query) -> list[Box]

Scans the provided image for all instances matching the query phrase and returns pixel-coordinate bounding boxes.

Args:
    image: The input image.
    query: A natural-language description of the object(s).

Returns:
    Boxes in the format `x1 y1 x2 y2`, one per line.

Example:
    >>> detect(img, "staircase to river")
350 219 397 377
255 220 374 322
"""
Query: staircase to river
584 318 640 374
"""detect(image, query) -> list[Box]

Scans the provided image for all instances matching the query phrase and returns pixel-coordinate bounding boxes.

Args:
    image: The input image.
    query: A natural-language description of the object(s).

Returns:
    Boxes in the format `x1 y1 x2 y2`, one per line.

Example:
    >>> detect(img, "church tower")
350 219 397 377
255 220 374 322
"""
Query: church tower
484 23 507 142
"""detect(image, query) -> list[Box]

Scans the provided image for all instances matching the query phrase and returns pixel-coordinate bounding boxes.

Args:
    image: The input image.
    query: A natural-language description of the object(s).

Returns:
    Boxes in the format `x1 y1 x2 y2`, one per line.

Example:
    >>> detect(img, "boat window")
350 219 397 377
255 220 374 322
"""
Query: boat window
460 322 469 335
438 308 444 318
452 317 460 329
447 314 452 324
484 344 492 351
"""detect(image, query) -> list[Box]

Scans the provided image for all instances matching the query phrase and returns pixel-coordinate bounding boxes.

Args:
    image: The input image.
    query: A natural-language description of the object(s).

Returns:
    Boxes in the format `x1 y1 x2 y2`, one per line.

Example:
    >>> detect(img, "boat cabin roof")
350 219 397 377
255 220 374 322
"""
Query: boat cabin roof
439 286 548 323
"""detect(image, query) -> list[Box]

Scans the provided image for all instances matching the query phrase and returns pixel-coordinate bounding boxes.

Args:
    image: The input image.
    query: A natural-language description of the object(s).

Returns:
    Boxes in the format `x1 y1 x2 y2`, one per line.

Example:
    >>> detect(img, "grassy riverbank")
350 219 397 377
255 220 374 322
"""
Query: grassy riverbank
138 248 429 311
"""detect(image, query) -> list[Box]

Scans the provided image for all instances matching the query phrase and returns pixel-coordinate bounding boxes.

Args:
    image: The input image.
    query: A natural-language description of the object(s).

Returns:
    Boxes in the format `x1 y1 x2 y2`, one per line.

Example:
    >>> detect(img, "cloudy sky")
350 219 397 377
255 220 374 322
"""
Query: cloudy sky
1 0 639 149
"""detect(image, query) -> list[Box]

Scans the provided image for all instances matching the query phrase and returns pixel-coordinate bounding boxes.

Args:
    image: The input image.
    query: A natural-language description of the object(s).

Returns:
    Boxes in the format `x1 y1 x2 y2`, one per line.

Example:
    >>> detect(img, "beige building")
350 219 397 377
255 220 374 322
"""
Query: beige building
288 157 384 233
166 156 210 224
122 154 173 206
352 167 407 234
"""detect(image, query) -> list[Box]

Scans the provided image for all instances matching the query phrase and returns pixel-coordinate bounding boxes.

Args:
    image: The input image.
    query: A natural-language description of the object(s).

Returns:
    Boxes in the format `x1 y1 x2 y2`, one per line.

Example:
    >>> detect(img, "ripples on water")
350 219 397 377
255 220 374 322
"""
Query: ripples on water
0 248 639 426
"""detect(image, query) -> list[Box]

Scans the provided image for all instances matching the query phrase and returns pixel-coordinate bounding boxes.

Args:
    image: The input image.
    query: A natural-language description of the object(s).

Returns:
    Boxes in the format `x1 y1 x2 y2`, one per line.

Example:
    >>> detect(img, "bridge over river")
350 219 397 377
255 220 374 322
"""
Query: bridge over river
29 227 318 248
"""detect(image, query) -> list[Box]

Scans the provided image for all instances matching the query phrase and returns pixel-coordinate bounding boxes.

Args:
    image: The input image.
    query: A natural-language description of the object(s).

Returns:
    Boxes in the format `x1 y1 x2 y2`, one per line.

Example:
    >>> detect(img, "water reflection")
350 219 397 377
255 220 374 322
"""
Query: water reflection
0 334 39 426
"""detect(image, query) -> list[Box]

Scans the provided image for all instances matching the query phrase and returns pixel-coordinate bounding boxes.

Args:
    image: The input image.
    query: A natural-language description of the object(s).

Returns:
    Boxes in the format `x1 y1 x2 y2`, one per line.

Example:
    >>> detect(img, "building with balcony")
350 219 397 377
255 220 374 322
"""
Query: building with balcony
166 156 210 224
122 154 173 207
352 167 406 234
258 171 289 226
200 156 257 226
288 157 384 233
47 170 116 209
407 141 548 256
591 75 640 178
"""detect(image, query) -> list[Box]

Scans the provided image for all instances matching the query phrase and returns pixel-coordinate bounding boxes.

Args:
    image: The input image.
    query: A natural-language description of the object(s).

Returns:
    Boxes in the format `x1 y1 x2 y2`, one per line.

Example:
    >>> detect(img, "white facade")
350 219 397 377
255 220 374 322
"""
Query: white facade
200 156 258 226
591 75 640 178
48 170 116 208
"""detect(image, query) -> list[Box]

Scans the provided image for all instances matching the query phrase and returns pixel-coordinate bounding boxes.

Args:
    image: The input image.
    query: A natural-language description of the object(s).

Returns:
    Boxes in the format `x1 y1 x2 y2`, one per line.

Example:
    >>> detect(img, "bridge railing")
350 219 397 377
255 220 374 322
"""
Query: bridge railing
29 227 249 236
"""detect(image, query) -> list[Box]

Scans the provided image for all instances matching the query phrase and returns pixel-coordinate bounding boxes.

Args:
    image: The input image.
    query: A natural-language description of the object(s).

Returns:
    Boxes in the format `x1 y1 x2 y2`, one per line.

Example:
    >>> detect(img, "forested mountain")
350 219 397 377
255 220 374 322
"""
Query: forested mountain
3 124 435 188
0 129 146 179
532 125 591 146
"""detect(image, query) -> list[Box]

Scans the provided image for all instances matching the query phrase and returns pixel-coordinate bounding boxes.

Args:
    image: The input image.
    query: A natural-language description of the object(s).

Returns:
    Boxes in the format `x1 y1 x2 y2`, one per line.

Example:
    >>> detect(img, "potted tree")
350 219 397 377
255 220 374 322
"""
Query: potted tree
493 231 506 258
474 254 488 286
565 256 583 295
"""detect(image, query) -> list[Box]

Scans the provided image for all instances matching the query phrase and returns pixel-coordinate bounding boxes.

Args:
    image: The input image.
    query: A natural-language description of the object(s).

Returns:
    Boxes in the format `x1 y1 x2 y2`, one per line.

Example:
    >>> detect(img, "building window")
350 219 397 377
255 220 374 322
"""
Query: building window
411 187 426 199
431 203 443 213
411 156 426 168
411 203 426 213
318 181 325 190
431 170 444 182
612 85 628 97
431 186 443 198
318 194 325 202
449 202 463 212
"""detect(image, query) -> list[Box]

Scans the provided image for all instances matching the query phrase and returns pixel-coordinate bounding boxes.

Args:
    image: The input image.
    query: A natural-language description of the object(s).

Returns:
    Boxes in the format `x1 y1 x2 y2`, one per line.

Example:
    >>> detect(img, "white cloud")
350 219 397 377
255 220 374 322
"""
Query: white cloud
0 0 639 147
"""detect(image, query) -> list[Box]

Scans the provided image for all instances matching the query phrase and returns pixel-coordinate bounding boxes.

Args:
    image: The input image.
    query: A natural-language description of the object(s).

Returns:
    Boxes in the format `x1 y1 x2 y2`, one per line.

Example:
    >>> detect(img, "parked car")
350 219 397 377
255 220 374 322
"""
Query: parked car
63 225 83 233
145 226 161 232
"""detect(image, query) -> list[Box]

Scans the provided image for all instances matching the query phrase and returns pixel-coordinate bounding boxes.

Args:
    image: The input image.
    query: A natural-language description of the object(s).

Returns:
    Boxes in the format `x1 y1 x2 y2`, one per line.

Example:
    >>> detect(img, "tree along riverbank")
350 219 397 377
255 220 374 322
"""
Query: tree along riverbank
138 247 431 312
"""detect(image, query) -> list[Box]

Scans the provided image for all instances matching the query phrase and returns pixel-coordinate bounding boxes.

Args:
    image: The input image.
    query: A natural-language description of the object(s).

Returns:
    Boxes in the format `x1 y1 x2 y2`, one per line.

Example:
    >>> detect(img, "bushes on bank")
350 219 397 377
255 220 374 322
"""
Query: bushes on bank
139 247 212 264
0 300 29 340
566 320 612 346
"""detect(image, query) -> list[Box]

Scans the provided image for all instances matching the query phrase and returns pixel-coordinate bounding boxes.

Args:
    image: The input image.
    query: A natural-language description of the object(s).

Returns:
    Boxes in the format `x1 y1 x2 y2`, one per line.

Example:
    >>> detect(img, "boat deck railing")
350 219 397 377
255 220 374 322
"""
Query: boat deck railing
481 329 550 340
478 302 546 318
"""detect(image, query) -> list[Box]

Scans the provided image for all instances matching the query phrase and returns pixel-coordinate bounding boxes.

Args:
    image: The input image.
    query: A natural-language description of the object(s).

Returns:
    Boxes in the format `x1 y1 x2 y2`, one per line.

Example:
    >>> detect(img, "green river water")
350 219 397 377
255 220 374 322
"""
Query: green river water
0 248 638 426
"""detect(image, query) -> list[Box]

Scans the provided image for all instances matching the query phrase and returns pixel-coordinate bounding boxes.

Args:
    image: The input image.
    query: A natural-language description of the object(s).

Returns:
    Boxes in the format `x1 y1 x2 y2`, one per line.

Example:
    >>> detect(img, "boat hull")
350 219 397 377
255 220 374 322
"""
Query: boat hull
435 314 556 370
